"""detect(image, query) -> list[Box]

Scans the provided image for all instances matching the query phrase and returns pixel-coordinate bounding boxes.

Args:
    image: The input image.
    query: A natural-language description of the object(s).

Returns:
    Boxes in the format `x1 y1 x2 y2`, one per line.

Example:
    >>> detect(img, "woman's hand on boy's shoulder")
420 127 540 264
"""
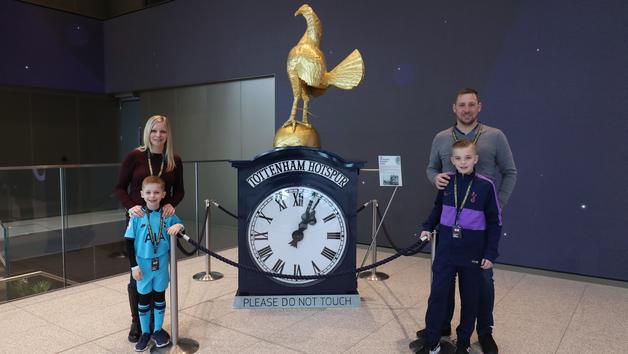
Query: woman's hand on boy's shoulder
128 205 145 218
167 223 184 236
162 203 175 217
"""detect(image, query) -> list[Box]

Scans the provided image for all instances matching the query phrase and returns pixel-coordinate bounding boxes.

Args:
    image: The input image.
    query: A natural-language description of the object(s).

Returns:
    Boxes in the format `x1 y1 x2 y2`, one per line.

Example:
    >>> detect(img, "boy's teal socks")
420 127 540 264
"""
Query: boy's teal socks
138 303 151 334
153 300 166 332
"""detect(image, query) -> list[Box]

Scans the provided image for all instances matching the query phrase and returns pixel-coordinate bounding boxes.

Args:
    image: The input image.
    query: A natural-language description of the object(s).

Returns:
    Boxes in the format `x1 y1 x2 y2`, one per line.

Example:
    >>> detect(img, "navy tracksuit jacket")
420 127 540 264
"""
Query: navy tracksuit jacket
422 171 502 347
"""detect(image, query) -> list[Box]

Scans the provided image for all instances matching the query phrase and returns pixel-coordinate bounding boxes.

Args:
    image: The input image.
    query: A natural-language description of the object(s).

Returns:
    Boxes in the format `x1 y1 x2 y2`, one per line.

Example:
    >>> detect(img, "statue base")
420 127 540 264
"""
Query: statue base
273 121 321 148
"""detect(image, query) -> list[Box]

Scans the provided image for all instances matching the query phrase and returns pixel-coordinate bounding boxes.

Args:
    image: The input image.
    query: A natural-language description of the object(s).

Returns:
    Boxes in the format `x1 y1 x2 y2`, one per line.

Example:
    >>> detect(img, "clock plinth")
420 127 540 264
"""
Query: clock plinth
232 147 364 302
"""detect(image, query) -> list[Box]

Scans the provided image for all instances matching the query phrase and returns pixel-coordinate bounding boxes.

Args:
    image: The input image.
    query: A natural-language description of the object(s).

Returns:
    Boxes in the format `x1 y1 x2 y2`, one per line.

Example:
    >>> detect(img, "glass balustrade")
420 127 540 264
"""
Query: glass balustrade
0 160 237 303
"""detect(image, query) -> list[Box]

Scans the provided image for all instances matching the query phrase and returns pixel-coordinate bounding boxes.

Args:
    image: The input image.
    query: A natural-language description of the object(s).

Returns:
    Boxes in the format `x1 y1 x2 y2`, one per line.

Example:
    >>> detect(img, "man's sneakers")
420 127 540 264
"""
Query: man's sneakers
128 320 141 343
134 333 152 352
479 333 498 354
153 329 171 348
411 326 452 351
455 343 471 354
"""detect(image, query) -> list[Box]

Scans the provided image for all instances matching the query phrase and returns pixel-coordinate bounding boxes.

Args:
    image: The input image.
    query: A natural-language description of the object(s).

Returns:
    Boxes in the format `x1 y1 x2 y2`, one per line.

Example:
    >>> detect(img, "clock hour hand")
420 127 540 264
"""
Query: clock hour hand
289 229 304 247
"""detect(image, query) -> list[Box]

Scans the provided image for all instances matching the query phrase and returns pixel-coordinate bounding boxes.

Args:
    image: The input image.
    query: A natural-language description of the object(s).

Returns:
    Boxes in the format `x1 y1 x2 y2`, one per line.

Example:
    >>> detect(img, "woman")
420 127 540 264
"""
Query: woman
114 115 184 343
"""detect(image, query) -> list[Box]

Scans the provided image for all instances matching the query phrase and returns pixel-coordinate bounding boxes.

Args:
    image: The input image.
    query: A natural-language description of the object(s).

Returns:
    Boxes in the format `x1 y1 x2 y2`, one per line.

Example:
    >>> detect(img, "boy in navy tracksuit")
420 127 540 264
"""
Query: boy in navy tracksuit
125 176 184 351
418 140 502 354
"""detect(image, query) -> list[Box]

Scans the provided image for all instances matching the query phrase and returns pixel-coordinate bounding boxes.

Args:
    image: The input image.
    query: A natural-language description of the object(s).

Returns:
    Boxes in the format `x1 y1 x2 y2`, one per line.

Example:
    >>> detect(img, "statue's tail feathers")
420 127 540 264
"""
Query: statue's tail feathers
326 49 364 90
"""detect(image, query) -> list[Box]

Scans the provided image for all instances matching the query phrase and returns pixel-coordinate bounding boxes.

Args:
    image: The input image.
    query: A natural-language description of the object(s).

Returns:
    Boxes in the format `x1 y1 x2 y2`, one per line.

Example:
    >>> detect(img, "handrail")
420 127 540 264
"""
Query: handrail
0 160 382 171
0 160 233 171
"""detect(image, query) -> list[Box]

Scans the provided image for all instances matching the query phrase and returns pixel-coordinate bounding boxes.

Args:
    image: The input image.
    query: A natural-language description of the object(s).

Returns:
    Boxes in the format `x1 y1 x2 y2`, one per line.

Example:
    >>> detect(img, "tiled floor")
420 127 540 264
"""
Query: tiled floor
1 247 627 353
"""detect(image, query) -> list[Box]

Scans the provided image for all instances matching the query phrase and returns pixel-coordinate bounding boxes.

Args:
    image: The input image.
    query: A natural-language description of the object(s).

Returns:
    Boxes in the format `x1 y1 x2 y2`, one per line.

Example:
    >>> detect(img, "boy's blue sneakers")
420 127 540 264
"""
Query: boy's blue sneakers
134 333 152 352
153 329 171 348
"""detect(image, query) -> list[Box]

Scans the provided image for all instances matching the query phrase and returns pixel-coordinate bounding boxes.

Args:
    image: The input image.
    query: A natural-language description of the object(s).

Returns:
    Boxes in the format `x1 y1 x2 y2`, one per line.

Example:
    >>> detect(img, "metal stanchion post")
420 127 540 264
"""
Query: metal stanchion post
152 230 199 353
193 199 223 281
359 200 389 281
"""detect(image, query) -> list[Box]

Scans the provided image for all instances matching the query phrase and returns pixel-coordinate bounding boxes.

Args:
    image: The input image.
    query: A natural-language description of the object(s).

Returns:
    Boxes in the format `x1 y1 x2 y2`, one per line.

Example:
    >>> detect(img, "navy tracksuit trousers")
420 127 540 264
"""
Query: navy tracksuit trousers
441 268 494 336
425 261 483 348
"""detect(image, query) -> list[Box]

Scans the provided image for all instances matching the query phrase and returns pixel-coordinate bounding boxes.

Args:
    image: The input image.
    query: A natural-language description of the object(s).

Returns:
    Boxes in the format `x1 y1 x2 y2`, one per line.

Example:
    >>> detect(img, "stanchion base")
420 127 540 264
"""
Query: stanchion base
358 271 389 281
192 271 223 281
151 338 199 353
409 338 455 353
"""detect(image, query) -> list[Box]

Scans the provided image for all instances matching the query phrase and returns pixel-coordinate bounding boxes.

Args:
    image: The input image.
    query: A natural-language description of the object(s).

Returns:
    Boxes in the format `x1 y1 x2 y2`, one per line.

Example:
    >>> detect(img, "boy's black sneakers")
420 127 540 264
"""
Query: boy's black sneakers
415 326 452 339
153 329 170 348
416 343 441 354
479 333 498 354
134 333 152 352
454 344 470 354
412 327 451 352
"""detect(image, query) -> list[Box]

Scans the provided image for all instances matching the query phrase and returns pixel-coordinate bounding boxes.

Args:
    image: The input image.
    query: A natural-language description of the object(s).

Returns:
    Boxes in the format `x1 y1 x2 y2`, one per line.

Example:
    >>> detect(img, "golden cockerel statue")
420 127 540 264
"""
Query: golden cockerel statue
280 4 365 134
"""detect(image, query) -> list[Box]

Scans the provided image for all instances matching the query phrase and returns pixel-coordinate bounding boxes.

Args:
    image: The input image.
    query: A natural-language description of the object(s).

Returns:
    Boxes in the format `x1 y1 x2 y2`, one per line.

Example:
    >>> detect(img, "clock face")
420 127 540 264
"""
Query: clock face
247 186 347 285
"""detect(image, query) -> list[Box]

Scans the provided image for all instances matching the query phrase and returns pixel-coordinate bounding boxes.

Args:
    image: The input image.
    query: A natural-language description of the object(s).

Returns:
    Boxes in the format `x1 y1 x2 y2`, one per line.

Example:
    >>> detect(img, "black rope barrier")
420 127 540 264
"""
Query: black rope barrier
178 233 429 281
375 204 405 253
211 201 238 219
355 202 369 214
175 205 210 256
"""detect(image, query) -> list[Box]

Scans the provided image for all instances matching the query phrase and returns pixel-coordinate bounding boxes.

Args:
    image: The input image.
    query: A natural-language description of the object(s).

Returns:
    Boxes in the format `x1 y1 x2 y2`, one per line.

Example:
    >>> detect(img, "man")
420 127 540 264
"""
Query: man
416 88 516 354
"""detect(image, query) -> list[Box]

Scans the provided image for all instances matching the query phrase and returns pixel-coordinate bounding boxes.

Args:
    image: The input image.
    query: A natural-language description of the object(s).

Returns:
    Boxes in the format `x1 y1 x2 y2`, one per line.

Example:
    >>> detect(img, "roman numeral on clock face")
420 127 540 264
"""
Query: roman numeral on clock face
271 259 285 274
327 232 341 240
257 245 273 262
323 213 336 223
311 260 322 275
256 211 273 224
292 191 304 207
251 230 268 241
321 247 337 261
293 264 302 276
274 196 287 211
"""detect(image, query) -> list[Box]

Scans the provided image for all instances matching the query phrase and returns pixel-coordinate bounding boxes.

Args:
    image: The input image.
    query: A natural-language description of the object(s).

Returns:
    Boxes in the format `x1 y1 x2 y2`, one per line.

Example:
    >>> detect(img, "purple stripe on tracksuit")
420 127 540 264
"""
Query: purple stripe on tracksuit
440 205 487 230
475 173 503 225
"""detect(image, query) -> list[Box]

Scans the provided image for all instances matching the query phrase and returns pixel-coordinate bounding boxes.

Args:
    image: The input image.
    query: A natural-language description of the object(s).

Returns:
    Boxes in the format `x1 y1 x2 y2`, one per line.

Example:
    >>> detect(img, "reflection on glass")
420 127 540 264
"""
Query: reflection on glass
0 160 239 303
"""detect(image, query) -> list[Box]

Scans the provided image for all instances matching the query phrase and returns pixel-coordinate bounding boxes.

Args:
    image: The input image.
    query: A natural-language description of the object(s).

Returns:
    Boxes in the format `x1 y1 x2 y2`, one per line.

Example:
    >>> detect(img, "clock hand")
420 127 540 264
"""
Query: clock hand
289 195 320 248
289 228 304 247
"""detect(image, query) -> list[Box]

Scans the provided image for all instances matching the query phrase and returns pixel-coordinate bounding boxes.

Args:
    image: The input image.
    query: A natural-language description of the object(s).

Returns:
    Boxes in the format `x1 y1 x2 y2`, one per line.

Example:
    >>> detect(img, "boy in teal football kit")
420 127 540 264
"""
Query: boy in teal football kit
125 176 184 351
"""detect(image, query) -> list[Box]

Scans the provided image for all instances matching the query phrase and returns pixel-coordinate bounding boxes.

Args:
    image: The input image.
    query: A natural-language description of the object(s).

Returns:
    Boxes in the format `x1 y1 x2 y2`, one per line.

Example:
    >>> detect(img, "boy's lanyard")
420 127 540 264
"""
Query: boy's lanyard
453 175 474 225
147 151 164 177
451 123 483 143
144 209 165 255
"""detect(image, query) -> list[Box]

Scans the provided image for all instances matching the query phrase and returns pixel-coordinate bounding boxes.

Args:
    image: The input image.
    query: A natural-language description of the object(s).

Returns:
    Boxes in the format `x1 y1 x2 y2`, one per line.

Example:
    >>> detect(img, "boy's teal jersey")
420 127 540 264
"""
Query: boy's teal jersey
124 210 182 258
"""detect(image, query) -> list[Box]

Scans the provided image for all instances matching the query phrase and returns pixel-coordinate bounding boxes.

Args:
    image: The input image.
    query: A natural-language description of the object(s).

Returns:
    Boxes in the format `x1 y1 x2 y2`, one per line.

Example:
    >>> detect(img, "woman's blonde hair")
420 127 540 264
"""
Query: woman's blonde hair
138 115 176 172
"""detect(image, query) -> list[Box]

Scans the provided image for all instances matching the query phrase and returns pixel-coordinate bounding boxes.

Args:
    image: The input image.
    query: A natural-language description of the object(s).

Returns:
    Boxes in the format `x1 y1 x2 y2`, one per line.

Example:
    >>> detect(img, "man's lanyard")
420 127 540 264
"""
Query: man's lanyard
453 175 474 225
144 209 165 255
147 151 164 177
451 123 483 144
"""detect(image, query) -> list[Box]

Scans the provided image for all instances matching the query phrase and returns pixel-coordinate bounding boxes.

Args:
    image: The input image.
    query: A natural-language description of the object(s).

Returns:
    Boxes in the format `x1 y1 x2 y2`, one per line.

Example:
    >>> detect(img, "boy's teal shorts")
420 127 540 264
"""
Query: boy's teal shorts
136 253 169 294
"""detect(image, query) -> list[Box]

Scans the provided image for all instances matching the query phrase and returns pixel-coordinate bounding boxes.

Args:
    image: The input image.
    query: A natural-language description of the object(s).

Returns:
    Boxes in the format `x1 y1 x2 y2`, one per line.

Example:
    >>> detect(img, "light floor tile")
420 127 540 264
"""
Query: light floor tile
1 323 85 354
57 342 114 353
1 246 627 354
239 339 304 354
556 284 628 354
266 307 403 353
212 307 323 339
345 308 426 353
